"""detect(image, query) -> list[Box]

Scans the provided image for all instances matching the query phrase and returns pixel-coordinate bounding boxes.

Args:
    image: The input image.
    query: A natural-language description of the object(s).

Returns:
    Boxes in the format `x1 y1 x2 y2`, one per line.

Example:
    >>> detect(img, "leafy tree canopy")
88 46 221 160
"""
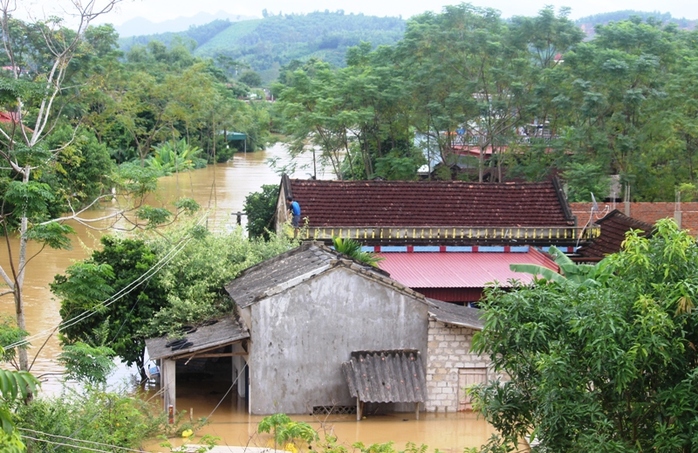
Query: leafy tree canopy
472 218 698 452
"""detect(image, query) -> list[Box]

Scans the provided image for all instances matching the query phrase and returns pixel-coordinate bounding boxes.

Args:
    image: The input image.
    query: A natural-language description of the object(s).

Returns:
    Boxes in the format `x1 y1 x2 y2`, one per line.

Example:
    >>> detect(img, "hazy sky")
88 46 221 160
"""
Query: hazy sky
16 0 698 25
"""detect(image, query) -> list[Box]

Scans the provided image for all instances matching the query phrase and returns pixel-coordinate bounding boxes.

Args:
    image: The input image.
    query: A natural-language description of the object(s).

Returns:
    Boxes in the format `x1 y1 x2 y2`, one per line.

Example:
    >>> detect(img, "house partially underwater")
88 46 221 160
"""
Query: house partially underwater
274 175 587 304
145 242 490 417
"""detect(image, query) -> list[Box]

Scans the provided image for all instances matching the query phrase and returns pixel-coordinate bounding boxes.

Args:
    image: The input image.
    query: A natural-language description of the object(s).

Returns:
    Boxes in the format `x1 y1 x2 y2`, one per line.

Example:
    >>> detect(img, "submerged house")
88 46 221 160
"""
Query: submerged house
146 242 490 416
274 175 573 305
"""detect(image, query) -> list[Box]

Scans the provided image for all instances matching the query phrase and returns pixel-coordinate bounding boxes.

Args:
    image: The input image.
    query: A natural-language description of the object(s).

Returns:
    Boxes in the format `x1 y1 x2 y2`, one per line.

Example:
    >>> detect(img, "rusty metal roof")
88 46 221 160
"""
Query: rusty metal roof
145 317 249 361
377 247 558 289
342 350 426 403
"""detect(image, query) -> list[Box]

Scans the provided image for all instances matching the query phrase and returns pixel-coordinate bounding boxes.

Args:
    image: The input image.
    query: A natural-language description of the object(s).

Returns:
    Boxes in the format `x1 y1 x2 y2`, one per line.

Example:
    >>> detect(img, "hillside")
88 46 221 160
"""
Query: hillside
119 11 406 83
575 10 696 38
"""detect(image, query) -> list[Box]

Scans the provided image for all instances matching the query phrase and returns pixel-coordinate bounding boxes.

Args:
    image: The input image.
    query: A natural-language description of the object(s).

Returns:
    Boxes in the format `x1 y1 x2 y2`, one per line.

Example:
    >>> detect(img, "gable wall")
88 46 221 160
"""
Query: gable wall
247 267 428 415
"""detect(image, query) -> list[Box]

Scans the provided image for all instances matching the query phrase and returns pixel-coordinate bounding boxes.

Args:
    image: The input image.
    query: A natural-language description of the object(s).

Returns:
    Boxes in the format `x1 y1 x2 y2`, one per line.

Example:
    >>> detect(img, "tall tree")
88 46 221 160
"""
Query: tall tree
0 1 198 372
472 219 698 452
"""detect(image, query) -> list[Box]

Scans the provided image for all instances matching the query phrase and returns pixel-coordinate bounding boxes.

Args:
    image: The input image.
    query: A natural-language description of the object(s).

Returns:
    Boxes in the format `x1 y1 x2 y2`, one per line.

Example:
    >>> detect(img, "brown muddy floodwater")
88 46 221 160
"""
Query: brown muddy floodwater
0 144 498 452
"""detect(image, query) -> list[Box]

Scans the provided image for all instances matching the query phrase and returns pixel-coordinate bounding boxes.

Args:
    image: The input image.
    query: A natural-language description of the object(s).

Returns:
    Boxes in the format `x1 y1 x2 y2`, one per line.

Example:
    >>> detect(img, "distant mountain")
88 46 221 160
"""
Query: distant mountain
115 10 258 37
575 10 697 39
119 11 407 82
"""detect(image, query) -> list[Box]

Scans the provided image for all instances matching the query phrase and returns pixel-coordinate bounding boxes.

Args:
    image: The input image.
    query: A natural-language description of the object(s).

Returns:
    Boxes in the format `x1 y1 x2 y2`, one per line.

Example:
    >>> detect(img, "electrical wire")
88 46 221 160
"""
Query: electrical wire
19 428 145 452
205 362 247 421
5 213 207 350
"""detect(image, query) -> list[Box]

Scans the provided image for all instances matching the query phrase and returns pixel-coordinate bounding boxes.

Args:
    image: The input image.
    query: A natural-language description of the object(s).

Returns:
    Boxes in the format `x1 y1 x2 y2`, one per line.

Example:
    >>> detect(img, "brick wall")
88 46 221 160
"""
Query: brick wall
426 320 490 412
570 202 698 236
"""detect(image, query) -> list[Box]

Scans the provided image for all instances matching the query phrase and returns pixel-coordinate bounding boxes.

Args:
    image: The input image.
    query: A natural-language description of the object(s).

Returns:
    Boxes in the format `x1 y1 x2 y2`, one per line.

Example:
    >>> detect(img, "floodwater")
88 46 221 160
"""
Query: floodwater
0 143 498 452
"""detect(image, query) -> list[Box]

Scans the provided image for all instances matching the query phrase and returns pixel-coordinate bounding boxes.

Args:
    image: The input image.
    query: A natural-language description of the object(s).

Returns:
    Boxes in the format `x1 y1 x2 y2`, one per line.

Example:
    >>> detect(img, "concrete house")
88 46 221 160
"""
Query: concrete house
146 242 489 416
225 241 430 415
274 175 568 305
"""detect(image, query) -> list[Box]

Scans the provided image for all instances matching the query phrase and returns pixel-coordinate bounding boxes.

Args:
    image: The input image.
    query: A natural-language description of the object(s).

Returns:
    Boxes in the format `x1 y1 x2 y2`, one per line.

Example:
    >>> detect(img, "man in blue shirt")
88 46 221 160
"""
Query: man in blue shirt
286 196 301 234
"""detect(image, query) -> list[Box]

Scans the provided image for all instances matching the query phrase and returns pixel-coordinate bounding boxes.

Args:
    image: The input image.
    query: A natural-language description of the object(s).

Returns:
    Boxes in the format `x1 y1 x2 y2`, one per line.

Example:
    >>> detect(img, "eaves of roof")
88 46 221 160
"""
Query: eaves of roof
145 317 249 361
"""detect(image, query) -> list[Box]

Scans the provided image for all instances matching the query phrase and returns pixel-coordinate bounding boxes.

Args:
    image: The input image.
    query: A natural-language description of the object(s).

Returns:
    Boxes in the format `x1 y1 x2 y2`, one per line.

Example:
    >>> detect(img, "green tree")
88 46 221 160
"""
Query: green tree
239 70 263 87
244 184 279 239
51 235 167 380
472 219 698 452
0 0 126 372
331 237 383 267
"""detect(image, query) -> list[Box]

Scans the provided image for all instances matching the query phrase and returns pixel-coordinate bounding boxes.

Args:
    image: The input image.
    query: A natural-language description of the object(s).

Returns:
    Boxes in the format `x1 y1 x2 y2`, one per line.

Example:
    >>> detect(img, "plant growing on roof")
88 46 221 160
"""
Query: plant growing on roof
332 237 383 267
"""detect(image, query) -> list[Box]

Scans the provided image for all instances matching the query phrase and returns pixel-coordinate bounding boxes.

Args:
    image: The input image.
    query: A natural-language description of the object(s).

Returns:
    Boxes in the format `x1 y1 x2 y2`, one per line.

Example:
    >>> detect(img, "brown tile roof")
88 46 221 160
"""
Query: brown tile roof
287 177 574 228
576 209 653 260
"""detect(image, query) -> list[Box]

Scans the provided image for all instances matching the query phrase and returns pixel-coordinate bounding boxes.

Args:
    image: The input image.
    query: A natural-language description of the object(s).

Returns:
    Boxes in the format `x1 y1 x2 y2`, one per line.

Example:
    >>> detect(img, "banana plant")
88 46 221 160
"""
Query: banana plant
510 245 613 287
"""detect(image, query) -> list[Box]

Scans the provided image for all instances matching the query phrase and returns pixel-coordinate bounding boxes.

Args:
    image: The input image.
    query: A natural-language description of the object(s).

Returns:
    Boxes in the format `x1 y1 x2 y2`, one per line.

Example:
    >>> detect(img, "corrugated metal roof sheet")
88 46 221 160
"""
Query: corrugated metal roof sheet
342 350 426 403
145 317 249 361
377 249 558 288
288 178 574 228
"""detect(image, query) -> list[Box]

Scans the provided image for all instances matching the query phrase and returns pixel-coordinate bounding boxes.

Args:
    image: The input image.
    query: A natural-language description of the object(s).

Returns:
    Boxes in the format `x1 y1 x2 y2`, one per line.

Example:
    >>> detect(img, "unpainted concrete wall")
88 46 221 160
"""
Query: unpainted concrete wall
247 266 428 415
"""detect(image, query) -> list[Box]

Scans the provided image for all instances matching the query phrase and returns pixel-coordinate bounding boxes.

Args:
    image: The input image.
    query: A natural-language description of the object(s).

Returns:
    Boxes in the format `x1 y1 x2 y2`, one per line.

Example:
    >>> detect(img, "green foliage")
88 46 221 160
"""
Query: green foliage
0 316 29 366
510 244 613 286
57 342 116 385
147 139 206 175
52 236 166 379
257 413 318 447
332 237 383 267
239 70 263 87
43 125 117 208
144 227 295 336
243 184 279 239
16 386 162 452
0 362 39 445
472 219 698 452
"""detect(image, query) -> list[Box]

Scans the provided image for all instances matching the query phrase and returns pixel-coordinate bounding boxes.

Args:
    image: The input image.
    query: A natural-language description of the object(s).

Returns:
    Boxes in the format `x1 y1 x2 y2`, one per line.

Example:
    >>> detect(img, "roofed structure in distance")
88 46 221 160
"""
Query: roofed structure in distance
377 247 557 289
375 245 559 303
575 209 653 262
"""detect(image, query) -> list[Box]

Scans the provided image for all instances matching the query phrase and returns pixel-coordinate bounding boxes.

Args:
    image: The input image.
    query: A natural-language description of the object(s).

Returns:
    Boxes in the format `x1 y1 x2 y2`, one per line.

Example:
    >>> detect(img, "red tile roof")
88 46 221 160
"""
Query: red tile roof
575 209 653 261
287 177 574 228
377 248 558 289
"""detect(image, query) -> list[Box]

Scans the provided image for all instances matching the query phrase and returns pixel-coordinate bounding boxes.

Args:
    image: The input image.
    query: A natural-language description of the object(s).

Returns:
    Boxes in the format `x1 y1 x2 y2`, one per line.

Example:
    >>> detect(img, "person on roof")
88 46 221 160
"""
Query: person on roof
286 196 301 236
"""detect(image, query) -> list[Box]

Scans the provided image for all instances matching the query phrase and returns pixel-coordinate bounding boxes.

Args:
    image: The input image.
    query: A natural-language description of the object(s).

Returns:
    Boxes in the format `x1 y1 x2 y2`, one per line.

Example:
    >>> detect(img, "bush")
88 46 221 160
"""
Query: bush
17 386 163 452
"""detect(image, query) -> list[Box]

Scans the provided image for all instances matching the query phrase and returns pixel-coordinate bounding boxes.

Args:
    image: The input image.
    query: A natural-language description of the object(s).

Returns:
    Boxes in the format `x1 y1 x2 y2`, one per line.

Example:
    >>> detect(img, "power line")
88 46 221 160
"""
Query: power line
19 428 145 453
5 214 207 351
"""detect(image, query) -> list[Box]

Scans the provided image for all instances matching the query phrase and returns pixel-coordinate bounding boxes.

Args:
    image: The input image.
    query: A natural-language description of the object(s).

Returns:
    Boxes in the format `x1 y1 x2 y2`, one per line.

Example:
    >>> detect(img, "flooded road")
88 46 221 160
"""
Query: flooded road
0 143 498 451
